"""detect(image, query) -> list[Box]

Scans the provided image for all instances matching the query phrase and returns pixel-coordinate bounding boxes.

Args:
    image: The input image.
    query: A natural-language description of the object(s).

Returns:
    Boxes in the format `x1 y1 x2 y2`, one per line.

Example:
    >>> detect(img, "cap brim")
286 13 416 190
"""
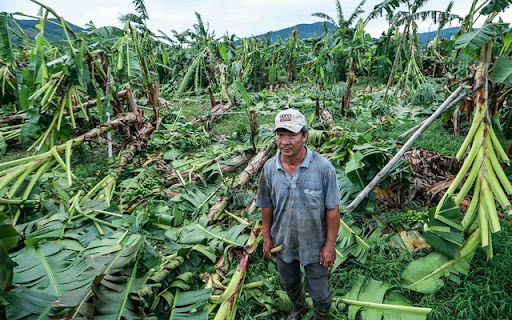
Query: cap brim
274 123 302 133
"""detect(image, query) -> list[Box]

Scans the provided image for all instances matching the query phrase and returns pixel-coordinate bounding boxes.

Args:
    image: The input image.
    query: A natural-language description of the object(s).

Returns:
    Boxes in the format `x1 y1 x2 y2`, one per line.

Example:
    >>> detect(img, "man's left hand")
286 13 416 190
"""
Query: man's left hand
320 244 336 268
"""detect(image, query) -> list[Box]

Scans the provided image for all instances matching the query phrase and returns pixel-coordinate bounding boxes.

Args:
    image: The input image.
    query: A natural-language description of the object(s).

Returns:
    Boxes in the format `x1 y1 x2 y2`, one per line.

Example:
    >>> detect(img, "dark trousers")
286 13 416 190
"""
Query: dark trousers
276 257 333 308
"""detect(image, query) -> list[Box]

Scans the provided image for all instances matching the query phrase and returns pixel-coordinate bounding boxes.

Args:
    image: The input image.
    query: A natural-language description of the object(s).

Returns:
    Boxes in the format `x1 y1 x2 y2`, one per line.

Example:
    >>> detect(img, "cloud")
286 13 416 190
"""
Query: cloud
4 0 512 39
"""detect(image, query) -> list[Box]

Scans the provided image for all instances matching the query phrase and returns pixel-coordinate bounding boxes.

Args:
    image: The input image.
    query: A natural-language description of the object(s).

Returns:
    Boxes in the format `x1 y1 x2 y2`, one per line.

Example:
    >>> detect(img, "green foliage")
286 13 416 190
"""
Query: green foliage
481 0 512 15
2 2 512 319
490 56 512 86
170 288 213 320
455 24 500 52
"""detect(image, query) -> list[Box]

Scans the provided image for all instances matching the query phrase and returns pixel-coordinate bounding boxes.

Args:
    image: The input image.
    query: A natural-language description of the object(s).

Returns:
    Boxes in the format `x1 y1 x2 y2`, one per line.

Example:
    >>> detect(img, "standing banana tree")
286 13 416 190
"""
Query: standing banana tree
402 15 512 293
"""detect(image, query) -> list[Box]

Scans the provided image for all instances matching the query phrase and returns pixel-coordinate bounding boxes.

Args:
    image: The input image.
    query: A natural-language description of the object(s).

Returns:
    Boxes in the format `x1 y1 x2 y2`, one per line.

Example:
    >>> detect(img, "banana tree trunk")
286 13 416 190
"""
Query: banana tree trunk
211 227 261 319
1 112 141 224
342 58 356 116
208 144 275 220
0 90 129 125
168 152 251 186
384 24 409 100
194 103 234 126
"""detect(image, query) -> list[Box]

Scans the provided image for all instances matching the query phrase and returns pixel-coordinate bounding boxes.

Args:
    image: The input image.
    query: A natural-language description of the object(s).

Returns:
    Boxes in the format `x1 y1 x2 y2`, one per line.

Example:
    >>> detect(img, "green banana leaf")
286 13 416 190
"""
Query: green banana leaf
170 288 213 320
343 275 431 320
480 0 512 15
455 24 500 52
401 252 472 294
490 56 512 86
0 13 15 65
6 233 143 319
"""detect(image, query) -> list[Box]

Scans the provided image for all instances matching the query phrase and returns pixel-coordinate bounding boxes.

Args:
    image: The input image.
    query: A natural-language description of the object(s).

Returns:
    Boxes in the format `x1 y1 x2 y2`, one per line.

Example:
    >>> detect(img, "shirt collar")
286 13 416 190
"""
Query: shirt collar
276 146 312 170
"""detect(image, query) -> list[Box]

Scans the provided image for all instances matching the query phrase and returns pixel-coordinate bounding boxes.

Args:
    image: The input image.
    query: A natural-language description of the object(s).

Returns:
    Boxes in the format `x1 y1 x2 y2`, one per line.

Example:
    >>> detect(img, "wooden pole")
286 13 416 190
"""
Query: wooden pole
396 93 466 141
346 85 466 211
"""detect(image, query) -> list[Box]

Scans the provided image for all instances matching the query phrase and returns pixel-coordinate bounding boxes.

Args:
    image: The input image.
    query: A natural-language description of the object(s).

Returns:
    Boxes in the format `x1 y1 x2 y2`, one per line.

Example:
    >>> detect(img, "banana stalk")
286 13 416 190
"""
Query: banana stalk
0 113 138 225
434 41 511 258
211 227 261 320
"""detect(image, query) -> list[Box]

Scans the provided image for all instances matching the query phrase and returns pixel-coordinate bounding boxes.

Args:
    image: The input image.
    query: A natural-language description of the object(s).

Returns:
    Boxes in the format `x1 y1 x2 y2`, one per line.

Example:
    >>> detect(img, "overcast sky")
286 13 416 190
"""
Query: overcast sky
3 0 511 38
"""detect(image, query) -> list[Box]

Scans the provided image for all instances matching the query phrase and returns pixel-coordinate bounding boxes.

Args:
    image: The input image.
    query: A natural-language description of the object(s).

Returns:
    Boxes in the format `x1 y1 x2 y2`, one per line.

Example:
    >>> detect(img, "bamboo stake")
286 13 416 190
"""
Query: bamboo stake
396 93 467 141
346 85 466 211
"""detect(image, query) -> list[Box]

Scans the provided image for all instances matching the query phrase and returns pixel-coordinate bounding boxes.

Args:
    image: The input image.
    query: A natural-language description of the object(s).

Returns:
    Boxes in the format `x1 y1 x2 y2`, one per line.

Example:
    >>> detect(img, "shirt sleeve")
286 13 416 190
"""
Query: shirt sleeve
256 165 273 208
324 163 341 210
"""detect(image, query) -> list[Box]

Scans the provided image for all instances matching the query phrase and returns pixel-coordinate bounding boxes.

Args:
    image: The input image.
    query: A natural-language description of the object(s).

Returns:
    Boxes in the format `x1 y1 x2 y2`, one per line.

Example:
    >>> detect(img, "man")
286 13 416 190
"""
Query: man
256 109 341 320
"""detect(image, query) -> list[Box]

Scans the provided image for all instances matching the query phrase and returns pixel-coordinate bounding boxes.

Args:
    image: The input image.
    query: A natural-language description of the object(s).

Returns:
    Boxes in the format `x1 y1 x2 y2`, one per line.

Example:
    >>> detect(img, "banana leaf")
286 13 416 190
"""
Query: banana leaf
490 56 512 86
6 233 143 318
455 24 500 52
342 275 431 320
170 288 213 320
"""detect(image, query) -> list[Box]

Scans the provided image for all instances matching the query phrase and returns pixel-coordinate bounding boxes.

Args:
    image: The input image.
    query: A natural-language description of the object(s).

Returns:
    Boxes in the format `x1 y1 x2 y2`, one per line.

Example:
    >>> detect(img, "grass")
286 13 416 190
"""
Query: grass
416 219 512 319
334 116 466 157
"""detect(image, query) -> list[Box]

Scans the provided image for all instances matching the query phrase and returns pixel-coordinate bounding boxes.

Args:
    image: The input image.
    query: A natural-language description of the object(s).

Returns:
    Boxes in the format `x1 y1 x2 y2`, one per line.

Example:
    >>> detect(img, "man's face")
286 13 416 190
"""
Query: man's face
275 130 308 158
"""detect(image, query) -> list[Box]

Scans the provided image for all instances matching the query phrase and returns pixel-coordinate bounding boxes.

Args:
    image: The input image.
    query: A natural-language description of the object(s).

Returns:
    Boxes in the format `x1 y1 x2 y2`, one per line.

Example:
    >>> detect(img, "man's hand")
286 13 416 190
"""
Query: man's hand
263 236 276 258
320 244 336 268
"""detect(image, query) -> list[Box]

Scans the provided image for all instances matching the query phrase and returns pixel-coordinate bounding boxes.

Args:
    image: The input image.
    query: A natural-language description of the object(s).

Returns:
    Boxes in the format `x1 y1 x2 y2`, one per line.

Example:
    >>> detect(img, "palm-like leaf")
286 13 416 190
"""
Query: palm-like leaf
177 54 202 93
490 56 512 86
365 0 402 23
170 288 213 320
0 13 15 65
311 12 338 27
455 23 500 51
481 0 512 15
6 233 143 319
132 0 149 21
348 0 367 26
6 241 90 318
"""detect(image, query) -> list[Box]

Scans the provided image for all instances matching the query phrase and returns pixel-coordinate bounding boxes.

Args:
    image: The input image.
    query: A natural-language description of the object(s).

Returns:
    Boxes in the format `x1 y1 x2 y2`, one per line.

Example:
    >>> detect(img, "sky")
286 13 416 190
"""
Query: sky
3 0 512 39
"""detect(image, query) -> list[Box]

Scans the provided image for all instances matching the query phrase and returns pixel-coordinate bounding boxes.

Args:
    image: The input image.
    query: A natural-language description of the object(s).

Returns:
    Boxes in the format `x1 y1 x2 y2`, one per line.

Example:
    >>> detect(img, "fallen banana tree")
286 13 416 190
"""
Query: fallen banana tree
401 37 512 294
208 226 261 320
167 152 252 186
208 143 275 220
346 85 467 212
193 102 235 127
0 112 140 224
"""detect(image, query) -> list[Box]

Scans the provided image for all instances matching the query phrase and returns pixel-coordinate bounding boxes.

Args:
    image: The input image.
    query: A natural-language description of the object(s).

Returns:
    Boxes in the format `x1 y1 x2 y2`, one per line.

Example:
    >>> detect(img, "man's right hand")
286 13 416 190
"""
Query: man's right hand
263 236 275 258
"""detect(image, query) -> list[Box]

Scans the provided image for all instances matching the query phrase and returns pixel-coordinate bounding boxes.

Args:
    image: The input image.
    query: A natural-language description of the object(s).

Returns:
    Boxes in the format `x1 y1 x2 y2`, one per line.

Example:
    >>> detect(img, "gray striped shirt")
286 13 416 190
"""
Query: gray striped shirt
256 147 341 265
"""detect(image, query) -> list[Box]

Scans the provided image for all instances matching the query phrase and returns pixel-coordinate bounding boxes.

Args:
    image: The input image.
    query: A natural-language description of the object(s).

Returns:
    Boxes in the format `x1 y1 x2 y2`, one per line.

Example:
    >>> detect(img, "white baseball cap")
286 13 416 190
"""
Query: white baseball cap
274 109 306 133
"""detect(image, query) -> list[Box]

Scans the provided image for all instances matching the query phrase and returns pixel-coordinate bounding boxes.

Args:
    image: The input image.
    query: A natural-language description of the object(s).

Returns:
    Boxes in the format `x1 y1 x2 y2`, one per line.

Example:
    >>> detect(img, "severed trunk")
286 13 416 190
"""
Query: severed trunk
168 152 251 186
194 103 234 126
342 58 356 116
211 227 261 320
208 144 275 220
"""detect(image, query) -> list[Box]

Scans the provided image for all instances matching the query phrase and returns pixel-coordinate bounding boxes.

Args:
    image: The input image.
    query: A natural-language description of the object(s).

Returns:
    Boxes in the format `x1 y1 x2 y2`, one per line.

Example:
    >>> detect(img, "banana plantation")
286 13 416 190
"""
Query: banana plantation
1 0 512 319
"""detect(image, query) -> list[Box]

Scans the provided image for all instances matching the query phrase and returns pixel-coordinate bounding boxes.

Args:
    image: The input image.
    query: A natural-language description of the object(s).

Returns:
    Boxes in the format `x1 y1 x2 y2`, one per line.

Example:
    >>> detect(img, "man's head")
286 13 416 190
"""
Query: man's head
274 109 308 158
274 109 307 134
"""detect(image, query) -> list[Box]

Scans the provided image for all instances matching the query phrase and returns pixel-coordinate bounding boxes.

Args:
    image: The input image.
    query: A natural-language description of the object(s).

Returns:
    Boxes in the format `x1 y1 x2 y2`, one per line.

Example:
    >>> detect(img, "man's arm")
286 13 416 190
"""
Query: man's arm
261 207 275 258
320 205 340 268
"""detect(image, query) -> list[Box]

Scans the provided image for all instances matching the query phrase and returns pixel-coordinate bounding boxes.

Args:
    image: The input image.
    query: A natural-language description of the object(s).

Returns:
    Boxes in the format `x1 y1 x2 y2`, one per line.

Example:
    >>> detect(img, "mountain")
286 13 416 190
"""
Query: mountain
250 21 337 42
11 18 459 47
248 22 460 46
418 27 460 46
12 18 86 42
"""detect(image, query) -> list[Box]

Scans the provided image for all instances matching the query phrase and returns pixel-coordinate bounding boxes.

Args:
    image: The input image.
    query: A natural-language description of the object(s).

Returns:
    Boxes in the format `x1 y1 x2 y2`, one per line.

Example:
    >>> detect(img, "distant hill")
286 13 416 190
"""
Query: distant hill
11 18 459 47
250 21 337 42
12 18 86 42
249 22 460 46
418 27 460 46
